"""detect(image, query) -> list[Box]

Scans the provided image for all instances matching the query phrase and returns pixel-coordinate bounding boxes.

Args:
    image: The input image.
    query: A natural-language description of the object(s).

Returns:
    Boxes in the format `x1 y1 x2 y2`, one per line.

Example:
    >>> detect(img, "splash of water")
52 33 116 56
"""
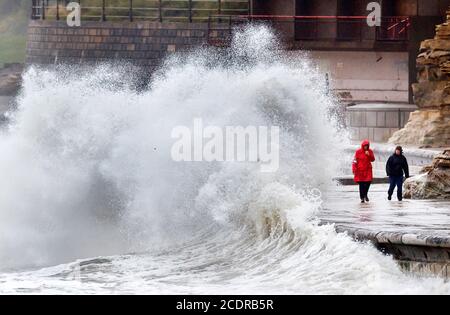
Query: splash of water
0 25 448 294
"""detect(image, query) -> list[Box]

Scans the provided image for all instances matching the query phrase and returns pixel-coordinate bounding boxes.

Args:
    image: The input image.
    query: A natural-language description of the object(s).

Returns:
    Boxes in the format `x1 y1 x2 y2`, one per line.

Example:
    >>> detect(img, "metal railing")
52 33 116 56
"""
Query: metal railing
228 15 410 42
376 17 410 41
204 14 410 47
31 0 250 22
30 2 410 44
296 16 409 41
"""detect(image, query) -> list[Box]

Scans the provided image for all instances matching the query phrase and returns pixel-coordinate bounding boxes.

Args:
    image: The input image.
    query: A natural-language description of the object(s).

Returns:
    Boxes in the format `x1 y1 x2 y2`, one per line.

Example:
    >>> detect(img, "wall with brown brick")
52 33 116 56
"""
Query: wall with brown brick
26 20 229 69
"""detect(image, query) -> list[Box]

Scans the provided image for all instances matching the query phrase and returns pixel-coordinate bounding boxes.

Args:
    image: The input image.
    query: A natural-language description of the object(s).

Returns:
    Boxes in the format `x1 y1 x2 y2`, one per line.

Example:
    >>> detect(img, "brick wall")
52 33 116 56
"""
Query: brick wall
26 20 229 69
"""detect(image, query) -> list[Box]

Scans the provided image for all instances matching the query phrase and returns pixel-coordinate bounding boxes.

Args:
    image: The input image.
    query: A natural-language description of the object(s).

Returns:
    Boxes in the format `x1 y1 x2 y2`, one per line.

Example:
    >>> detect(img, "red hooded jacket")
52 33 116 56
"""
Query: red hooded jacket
352 140 375 183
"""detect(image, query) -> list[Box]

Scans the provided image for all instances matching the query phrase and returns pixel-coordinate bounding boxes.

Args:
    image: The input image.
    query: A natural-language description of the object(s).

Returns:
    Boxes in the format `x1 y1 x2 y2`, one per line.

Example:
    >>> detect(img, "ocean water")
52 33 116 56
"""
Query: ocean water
0 26 448 295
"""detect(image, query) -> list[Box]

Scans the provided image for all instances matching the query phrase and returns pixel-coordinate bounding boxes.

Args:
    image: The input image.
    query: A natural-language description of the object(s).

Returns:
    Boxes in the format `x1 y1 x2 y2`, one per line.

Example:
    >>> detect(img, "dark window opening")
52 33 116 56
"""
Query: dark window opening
295 0 317 40
337 0 364 40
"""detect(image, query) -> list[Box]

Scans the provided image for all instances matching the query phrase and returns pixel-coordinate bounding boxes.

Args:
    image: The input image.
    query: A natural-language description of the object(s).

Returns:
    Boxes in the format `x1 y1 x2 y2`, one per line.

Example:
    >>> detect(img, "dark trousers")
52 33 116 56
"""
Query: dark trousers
388 176 404 200
358 182 371 200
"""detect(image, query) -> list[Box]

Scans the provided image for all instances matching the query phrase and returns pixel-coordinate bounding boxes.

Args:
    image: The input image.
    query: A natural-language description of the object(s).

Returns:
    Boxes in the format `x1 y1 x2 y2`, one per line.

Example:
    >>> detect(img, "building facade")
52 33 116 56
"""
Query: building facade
249 0 450 104
28 0 450 105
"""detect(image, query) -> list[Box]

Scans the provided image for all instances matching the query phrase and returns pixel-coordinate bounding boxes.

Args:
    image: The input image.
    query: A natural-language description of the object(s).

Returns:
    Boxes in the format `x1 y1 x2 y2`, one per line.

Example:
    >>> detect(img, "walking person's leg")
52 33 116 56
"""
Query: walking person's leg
359 182 365 202
365 182 371 201
396 176 404 201
388 176 396 200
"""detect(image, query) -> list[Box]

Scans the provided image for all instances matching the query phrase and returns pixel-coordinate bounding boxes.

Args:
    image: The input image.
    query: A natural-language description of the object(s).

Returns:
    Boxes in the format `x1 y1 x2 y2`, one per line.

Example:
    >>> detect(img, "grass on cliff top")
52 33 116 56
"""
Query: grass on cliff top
0 1 28 66
0 35 27 67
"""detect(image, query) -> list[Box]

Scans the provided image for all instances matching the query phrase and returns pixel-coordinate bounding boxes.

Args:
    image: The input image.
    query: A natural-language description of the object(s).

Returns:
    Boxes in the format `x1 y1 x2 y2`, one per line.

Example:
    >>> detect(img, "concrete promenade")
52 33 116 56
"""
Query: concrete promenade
320 184 450 278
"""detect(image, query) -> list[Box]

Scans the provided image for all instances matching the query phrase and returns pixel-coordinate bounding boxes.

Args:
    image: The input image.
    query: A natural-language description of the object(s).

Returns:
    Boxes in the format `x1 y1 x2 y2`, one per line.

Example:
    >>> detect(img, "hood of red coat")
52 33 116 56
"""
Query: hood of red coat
361 140 370 149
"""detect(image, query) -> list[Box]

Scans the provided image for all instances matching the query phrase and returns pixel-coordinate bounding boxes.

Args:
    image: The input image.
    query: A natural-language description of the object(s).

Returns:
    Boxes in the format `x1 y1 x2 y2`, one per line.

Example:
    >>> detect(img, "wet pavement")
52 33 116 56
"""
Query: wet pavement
320 184 450 239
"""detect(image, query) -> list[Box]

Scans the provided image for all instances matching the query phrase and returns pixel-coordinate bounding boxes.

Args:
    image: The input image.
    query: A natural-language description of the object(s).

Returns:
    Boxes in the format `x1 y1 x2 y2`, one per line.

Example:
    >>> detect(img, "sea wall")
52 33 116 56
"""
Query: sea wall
26 20 229 68
335 225 450 279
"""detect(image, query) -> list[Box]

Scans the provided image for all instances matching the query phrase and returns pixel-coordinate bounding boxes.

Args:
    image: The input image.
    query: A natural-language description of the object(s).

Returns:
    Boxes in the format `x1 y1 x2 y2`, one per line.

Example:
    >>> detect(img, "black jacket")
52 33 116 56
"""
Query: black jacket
386 154 409 178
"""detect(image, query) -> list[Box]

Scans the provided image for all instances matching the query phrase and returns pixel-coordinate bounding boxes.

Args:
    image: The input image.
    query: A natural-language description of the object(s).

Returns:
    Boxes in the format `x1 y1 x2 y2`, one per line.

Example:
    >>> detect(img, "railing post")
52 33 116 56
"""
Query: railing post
41 0 45 20
129 0 133 22
159 0 162 22
31 0 35 20
360 19 363 41
102 0 106 21
78 0 81 21
189 0 192 23
407 18 410 40
315 18 319 38
56 0 60 21
207 15 211 44
374 17 379 41
218 0 221 15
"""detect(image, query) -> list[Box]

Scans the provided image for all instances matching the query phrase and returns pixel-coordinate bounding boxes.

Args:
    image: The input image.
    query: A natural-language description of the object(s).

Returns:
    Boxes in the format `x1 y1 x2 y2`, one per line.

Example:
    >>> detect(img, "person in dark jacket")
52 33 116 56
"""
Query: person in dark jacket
386 146 410 201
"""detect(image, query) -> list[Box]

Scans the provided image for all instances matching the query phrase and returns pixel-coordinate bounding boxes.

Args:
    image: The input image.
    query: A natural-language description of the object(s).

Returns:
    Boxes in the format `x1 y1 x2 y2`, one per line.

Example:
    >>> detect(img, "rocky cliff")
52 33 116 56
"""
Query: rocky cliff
0 63 22 96
389 10 450 148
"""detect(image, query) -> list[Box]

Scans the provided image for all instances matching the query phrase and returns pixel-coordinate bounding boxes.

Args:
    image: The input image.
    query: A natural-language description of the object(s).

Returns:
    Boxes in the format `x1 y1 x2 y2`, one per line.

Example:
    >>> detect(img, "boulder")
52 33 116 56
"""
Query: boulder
389 107 450 147
404 150 450 199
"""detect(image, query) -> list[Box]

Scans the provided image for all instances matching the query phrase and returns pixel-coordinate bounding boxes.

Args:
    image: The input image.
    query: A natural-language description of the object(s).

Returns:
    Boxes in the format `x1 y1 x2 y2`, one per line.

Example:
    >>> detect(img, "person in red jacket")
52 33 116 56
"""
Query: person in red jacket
352 140 376 203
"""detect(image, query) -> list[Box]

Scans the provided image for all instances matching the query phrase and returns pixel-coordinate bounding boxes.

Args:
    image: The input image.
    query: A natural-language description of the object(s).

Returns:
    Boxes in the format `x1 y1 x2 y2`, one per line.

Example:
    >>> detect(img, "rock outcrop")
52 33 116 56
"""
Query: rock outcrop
404 150 450 199
389 10 450 147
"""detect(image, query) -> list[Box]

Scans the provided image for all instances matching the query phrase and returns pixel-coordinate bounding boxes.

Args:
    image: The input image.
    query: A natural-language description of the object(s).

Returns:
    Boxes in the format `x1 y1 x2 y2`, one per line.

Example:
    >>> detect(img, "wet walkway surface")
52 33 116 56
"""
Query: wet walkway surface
320 184 450 245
